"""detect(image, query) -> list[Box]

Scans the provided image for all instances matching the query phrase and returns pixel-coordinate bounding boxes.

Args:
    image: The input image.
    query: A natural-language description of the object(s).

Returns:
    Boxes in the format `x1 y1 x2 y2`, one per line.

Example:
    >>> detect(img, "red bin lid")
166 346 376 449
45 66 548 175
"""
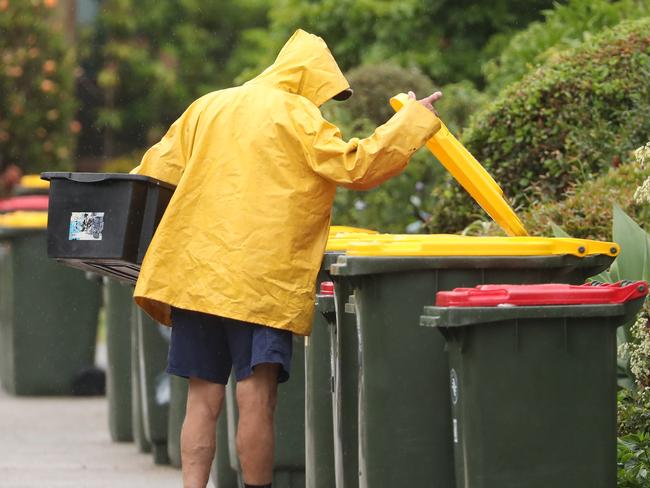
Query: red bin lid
435 281 648 307
320 281 335 296
0 195 49 213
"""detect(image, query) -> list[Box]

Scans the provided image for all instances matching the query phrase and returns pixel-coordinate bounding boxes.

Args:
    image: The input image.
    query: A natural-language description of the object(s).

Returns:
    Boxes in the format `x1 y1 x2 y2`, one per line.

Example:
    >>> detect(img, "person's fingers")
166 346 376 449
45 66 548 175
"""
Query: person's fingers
423 91 443 104
408 91 416 100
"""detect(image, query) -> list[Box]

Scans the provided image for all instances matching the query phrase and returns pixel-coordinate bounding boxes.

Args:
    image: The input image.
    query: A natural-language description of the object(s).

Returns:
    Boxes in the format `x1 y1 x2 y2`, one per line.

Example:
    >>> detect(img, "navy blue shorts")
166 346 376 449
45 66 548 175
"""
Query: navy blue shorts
167 307 293 385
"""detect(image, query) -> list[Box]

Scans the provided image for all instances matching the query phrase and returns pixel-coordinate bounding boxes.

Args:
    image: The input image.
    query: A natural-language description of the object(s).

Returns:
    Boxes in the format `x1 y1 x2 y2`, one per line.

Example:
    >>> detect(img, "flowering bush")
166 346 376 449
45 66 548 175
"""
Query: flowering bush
0 0 78 172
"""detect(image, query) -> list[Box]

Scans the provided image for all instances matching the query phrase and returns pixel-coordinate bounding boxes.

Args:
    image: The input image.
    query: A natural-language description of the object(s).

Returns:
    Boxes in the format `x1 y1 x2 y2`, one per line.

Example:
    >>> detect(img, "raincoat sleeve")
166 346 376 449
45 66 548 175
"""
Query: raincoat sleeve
129 119 186 185
129 98 205 185
297 99 441 190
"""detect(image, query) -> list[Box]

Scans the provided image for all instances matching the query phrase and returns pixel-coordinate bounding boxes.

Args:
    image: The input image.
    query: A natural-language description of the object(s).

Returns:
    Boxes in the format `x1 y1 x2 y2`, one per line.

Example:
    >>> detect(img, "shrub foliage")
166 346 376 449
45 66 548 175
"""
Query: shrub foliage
427 18 650 233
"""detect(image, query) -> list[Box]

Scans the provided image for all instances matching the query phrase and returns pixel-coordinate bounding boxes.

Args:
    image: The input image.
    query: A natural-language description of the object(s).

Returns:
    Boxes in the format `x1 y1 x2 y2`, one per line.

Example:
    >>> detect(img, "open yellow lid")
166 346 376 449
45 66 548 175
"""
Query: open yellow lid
0 211 48 229
20 175 50 190
345 235 619 257
390 93 527 237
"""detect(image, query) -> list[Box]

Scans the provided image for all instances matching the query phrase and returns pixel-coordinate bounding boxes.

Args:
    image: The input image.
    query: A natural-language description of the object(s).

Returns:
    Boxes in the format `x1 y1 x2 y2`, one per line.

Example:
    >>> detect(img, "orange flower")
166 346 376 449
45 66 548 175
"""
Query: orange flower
0 0 9 12
43 60 57 74
40 79 56 93
46 109 60 121
44 0 57 7
28 48 39 59
5 66 23 78
69 120 82 134
11 103 24 115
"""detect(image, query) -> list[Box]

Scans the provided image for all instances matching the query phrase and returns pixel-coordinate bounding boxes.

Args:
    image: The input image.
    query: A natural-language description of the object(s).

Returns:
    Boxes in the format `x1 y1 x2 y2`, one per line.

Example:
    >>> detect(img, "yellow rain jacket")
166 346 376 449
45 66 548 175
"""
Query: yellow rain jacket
132 29 439 335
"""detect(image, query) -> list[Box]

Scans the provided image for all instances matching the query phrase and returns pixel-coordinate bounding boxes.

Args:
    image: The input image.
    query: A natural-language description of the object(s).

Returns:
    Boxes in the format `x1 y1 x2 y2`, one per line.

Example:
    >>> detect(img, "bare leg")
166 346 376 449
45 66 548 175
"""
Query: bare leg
236 363 280 486
181 377 225 488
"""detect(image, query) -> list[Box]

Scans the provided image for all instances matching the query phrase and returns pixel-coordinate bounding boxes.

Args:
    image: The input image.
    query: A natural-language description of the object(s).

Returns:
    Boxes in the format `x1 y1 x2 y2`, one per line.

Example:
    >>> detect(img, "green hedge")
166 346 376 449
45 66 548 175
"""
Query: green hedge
428 17 650 234
483 0 650 94
520 161 650 241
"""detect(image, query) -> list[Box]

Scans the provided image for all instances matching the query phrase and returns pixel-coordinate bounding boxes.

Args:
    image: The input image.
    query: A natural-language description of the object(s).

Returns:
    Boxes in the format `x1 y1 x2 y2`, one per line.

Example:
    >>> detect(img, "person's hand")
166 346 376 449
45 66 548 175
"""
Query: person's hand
408 90 442 115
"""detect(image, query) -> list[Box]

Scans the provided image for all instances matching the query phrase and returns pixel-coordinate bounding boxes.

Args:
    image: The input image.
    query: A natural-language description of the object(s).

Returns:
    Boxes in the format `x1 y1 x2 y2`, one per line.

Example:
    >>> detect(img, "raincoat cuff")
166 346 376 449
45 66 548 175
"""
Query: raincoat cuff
402 99 441 137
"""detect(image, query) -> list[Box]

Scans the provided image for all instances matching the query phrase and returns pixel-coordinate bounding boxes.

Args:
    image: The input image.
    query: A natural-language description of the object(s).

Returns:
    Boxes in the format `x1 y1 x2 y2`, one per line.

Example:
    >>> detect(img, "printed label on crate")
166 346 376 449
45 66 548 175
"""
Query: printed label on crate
69 212 104 241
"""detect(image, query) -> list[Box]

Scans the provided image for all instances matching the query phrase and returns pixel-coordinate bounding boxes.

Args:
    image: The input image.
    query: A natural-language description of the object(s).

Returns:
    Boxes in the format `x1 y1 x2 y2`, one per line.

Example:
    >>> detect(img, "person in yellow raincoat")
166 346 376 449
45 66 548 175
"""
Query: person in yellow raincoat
132 29 441 488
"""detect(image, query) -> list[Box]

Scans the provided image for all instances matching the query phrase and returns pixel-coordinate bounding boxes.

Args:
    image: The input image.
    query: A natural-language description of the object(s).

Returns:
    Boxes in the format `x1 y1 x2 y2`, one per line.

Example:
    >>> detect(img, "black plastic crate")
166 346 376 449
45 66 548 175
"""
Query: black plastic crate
41 172 175 284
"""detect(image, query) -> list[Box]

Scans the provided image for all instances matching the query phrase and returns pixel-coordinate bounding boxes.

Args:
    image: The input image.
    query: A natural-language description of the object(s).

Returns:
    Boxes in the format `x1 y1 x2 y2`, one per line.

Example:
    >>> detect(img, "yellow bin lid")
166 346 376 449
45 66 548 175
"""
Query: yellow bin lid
326 235 378 252
20 175 50 190
326 232 467 252
0 211 48 229
345 235 619 257
390 93 527 237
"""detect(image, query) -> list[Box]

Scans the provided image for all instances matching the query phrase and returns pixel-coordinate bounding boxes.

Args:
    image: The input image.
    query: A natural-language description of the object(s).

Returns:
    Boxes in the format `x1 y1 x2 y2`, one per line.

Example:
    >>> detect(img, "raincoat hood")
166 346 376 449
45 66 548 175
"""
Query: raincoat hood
247 29 350 107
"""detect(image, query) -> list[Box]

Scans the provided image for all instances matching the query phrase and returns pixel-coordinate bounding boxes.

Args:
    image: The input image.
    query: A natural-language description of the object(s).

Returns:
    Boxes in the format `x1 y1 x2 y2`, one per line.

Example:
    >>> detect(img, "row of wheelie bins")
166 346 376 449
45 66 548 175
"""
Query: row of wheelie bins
33 170 644 487
204 229 639 488
0 179 102 397
101 228 641 487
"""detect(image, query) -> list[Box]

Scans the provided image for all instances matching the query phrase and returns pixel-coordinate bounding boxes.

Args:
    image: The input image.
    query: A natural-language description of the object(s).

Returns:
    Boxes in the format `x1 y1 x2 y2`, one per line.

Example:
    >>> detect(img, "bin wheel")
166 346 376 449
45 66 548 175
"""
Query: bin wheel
152 442 170 465
72 366 106 396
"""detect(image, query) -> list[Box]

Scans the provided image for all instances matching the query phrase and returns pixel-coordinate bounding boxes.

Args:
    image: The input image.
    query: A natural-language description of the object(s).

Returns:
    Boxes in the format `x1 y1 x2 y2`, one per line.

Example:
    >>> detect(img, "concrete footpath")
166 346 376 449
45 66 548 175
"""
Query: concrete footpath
0 387 182 487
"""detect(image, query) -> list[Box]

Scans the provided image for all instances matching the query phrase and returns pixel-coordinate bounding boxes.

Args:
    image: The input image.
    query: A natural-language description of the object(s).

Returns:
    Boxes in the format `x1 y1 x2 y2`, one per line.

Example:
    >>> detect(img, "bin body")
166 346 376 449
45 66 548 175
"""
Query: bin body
223 334 307 487
135 307 171 464
0 229 101 395
211 401 239 487
167 374 188 468
104 278 134 441
131 302 151 453
331 254 614 488
330 274 360 488
305 273 337 488
422 294 645 488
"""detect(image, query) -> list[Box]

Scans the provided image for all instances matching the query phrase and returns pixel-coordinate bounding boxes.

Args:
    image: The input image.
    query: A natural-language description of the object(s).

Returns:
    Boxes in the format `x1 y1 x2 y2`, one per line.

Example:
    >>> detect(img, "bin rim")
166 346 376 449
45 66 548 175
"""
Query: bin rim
421 296 645 329
40 171 176 191
330 253 615 277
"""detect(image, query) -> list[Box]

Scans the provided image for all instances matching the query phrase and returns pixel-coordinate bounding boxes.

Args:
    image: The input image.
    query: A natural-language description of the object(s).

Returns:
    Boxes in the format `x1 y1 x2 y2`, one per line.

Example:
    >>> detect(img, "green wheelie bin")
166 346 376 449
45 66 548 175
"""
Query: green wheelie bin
210 227 375 488
223 335 307 487
167 375 188 468
211 393 239 488
305 267 338 488
103 278 134 442
0 211 101 395
421 281 647 488
330 235 619 488
134 306 171 464
306 228 377 488
131 302 151 453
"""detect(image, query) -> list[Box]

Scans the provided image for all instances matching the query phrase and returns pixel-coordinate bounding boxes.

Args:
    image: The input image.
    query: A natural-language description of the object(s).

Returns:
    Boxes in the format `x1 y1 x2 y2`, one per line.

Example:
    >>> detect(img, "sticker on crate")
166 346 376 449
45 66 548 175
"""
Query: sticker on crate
69 212 104 241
